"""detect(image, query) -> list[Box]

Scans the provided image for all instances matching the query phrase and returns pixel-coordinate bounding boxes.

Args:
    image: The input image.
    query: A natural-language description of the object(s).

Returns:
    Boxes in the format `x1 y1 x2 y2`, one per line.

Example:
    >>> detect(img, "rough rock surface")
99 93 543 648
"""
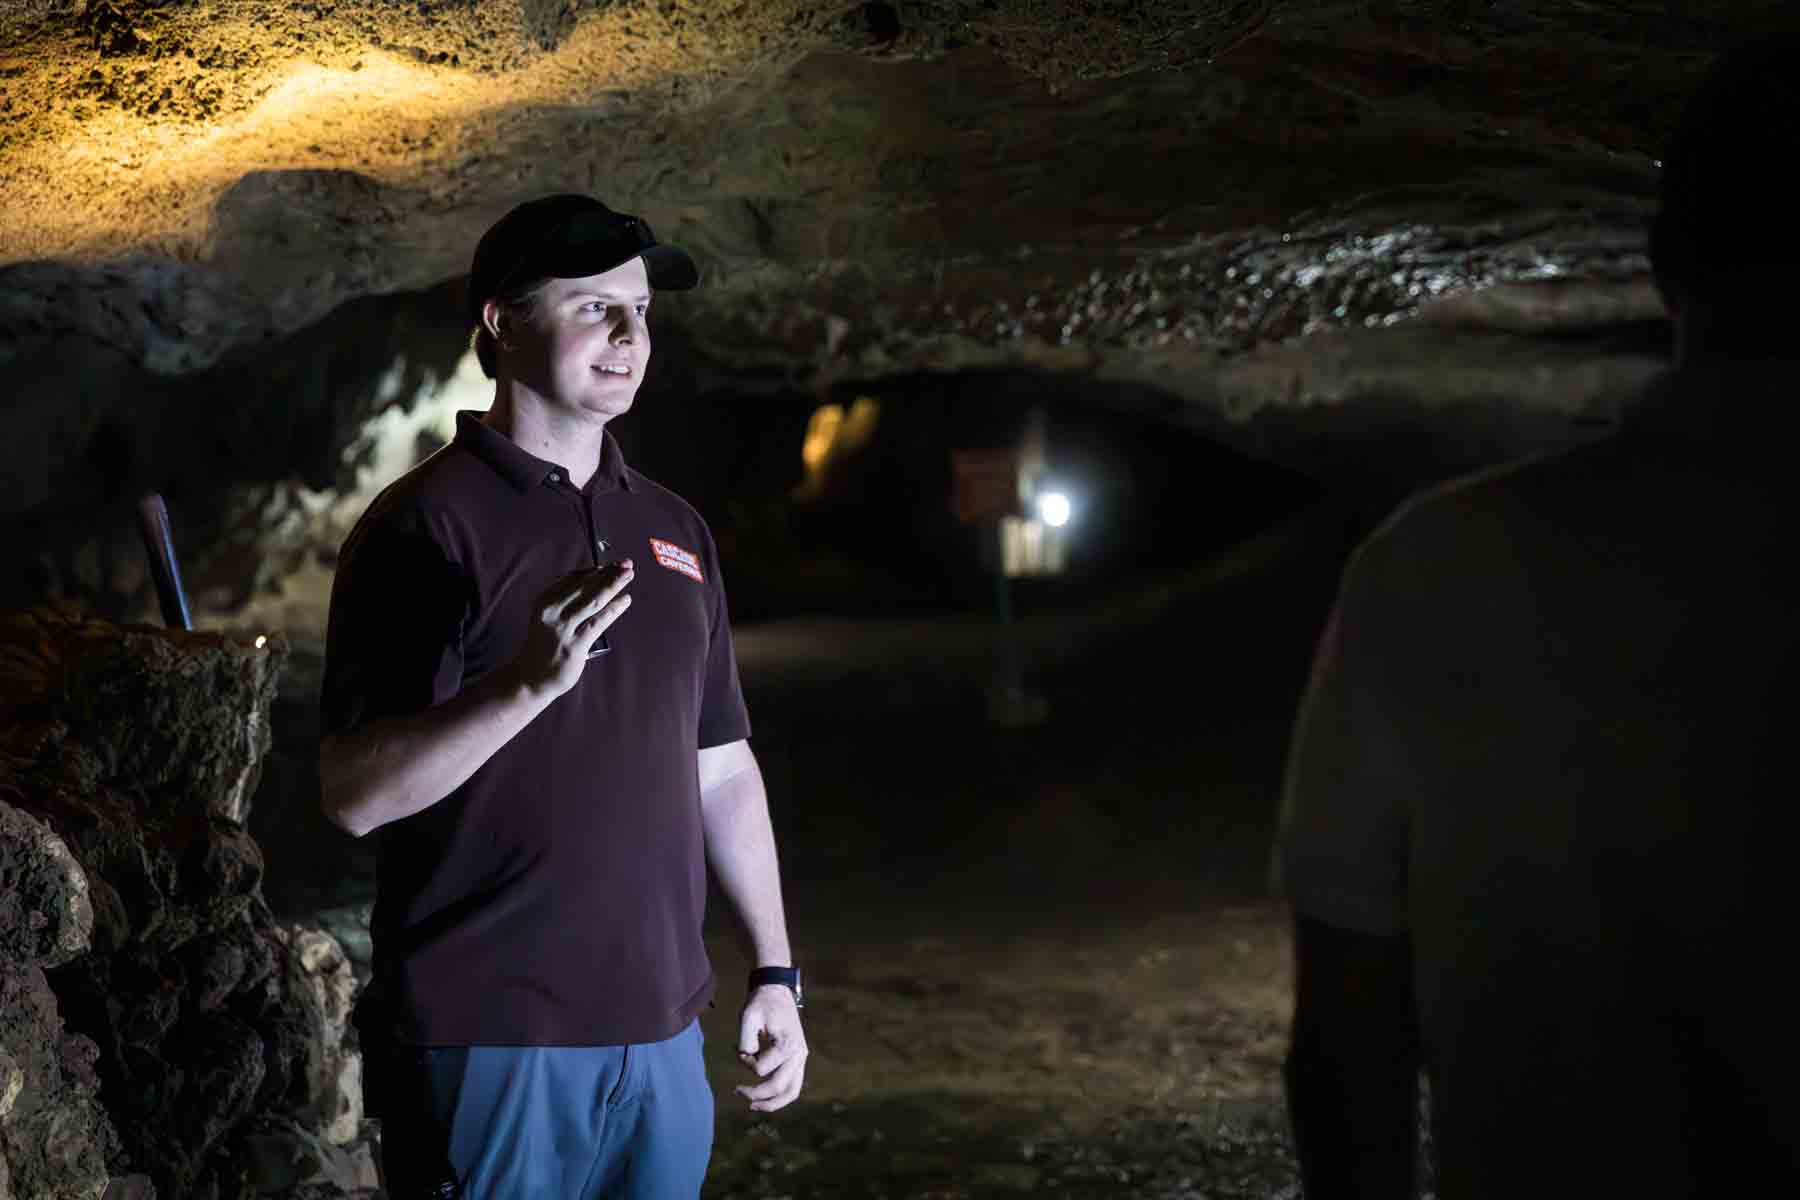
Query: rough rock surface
0 607 366 1200
0 1 1795 620
0 802 113 1200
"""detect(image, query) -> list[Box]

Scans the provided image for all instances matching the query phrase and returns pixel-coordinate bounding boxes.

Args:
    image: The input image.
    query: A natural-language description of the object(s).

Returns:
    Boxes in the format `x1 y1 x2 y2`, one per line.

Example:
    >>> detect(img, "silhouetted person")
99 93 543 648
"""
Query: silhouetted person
1273 37 1800 1199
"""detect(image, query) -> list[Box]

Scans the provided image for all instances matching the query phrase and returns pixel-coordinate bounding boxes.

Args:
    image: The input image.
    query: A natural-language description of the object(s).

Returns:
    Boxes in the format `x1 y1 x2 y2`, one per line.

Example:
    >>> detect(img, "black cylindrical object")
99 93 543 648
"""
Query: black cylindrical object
136 493 192 631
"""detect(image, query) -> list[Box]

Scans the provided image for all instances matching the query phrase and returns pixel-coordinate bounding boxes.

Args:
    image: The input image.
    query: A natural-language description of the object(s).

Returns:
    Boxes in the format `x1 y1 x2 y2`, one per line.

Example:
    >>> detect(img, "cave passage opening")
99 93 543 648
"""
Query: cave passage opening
625 365 1328 627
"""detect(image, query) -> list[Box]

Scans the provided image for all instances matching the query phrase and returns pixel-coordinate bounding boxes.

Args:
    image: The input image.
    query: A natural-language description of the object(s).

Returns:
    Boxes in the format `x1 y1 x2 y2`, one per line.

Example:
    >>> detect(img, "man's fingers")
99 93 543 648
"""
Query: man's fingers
734 1054 806 1109
579 560 635 608
559 561 634 626
539 571 592 621
562 557 632 596
737 1010 762 1059
739 1043 780 1078
749 1037 800 1077
575 592 633 648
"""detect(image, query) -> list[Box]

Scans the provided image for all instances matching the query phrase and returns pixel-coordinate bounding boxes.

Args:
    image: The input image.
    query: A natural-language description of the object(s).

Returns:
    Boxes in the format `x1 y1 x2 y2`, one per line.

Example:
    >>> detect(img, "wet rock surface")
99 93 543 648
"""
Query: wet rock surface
0 608 369 1200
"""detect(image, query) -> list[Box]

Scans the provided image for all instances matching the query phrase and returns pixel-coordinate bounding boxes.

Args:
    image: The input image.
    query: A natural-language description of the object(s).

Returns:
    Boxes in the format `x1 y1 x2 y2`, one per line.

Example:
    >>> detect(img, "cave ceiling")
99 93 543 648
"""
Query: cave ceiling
1 0 1796 610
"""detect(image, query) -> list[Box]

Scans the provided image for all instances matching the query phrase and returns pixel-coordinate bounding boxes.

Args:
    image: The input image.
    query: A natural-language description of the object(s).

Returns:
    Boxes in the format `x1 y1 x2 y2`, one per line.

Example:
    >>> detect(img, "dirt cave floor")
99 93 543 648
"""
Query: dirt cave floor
256 515 1352 1199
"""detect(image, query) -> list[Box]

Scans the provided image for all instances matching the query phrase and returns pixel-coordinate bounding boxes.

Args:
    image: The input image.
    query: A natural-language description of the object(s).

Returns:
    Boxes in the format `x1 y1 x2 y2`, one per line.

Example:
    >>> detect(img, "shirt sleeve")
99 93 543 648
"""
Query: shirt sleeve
695 525 751 750
1272 529 1415 936
319 511 470 740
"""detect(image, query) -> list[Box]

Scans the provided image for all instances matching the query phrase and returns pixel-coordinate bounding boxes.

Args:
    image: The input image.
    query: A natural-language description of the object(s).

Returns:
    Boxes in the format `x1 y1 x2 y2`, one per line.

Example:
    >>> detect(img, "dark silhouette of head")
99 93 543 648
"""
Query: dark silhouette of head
1651 35 1800 359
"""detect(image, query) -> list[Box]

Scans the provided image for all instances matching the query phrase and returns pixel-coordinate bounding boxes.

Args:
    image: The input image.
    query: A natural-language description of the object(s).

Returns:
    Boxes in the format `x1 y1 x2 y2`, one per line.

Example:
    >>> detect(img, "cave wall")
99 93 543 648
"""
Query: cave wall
3 1 1798 625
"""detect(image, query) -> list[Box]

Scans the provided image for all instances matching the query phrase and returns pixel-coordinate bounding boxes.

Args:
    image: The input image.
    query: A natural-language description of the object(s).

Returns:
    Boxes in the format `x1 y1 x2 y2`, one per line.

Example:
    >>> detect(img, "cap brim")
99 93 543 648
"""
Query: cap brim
543 210 699 289
640 244 700 291
541 241 699 291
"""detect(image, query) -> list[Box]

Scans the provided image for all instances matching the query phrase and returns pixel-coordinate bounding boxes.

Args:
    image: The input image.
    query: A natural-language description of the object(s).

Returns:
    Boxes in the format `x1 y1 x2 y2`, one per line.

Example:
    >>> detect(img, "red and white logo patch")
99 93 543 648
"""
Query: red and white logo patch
649 538 704 583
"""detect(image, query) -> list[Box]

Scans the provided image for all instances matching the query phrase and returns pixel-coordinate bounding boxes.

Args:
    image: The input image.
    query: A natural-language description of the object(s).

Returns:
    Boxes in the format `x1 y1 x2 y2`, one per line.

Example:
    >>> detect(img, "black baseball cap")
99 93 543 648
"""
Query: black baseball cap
467 194 700 329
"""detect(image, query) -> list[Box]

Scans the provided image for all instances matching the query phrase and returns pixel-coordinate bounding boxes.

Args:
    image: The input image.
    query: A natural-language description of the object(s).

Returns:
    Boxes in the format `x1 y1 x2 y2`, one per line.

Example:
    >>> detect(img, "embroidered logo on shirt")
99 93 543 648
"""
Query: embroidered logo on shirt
649 538 704 583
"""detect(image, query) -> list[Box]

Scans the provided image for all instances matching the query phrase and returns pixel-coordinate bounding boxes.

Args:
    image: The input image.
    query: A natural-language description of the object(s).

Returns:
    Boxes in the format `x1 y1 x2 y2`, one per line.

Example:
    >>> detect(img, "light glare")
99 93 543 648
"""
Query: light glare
1038 491 1072 528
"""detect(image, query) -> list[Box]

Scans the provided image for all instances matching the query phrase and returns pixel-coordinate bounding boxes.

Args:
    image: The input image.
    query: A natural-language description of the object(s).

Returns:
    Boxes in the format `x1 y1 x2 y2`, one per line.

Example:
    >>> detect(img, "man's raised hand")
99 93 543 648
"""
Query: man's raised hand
515 560 634 697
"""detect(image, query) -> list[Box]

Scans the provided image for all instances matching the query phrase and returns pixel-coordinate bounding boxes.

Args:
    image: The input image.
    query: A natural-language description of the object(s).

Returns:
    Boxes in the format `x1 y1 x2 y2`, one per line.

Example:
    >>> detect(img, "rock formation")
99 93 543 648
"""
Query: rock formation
7 2 1795 628
0 608 371 1199
0 800 112 1200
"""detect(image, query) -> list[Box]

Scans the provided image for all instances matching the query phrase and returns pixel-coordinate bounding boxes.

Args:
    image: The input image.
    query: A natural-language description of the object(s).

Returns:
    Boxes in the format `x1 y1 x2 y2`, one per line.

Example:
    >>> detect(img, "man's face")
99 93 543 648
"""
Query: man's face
507 256 653 419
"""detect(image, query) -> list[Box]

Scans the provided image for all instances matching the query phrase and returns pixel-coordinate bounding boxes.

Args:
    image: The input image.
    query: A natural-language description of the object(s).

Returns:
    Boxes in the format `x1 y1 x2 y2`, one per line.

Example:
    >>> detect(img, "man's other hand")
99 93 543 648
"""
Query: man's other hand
735 986 808 1112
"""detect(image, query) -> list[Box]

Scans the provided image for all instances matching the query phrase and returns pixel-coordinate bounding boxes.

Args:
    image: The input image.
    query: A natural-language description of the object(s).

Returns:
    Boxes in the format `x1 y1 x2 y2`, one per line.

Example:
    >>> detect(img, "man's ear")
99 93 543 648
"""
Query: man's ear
481 299 508 341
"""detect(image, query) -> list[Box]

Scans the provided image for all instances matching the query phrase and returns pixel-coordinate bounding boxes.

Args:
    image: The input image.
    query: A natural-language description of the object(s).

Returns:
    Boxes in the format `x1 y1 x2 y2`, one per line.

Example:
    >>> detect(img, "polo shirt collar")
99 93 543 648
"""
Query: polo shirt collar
453 410 634 494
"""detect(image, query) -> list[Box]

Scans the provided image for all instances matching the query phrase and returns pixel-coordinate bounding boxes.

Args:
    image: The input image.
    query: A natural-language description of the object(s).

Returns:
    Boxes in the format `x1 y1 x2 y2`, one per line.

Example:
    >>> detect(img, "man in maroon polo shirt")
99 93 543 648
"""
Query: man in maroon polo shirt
318 195 807 1198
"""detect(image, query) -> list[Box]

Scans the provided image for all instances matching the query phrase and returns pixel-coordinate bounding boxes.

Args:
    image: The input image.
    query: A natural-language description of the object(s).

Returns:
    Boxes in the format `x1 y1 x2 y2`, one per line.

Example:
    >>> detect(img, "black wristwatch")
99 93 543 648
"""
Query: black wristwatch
748 965 803 1009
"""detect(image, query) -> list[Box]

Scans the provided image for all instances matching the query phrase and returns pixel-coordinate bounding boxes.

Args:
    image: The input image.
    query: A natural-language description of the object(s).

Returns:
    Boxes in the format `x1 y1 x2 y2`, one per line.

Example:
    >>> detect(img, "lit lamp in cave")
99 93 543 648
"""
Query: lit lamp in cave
951 408 1073 728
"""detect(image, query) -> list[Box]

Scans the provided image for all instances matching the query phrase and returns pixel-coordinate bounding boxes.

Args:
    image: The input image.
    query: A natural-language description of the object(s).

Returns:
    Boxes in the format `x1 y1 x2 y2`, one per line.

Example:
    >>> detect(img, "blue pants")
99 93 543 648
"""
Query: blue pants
409 1020 714 1199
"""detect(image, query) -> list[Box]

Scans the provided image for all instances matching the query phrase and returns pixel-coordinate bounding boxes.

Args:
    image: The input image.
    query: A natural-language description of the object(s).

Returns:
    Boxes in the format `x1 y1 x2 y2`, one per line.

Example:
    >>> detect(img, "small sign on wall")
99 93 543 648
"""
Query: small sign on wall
949 448 1022 523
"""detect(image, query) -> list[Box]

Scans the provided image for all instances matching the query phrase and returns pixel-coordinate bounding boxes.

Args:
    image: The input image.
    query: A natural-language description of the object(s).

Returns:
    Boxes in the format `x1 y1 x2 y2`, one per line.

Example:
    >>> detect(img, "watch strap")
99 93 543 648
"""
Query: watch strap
748 966 803 1007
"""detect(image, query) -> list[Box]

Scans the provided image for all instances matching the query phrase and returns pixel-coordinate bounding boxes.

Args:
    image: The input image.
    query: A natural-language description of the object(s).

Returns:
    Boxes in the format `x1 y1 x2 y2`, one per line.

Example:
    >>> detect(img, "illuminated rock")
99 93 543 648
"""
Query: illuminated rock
0 1 1775 617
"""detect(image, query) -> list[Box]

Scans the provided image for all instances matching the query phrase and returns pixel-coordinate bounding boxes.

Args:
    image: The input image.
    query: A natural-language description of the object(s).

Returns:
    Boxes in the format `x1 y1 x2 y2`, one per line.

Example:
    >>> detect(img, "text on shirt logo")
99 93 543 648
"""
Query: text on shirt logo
649 538 704 583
